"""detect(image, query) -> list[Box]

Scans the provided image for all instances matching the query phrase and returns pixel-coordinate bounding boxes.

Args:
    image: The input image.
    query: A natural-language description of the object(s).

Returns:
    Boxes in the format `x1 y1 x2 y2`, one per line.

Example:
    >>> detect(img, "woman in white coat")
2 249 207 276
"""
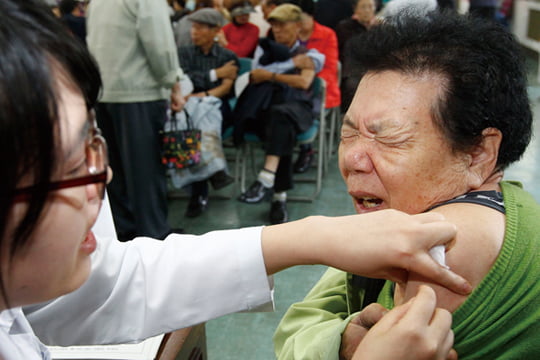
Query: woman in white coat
0 1 470 359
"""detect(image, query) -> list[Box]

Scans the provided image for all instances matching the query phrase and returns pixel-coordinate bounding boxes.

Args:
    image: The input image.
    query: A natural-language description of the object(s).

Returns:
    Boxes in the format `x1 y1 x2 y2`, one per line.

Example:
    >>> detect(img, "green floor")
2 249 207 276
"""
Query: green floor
167 147 355 359
167 53 540 360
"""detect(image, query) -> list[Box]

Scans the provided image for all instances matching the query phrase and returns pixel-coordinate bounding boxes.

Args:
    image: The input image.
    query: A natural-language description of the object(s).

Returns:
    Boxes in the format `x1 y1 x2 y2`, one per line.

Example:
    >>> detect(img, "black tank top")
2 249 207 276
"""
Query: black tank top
428 190 505 214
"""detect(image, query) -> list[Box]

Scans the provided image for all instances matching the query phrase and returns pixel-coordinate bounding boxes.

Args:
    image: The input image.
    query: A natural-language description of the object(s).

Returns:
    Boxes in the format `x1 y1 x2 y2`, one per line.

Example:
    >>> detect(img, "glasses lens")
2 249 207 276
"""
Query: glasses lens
87 133 108 199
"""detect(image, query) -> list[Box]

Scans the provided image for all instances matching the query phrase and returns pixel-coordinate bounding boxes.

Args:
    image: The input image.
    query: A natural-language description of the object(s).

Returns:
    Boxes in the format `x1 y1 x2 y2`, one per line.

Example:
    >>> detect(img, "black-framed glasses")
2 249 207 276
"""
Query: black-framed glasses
13 117 109 203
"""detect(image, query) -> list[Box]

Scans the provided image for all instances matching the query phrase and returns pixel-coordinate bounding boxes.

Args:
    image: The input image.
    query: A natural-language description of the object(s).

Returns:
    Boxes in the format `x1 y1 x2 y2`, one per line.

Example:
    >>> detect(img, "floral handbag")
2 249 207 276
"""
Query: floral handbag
160 109 201 169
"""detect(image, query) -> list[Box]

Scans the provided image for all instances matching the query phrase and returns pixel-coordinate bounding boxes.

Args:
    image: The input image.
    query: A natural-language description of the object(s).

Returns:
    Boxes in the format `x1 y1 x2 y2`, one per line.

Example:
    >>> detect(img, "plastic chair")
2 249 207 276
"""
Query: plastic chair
228 57 253 111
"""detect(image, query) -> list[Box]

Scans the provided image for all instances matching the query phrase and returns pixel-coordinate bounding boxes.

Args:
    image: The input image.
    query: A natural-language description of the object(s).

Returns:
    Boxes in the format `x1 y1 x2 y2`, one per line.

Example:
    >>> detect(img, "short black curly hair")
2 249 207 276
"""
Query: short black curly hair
346 10 532 170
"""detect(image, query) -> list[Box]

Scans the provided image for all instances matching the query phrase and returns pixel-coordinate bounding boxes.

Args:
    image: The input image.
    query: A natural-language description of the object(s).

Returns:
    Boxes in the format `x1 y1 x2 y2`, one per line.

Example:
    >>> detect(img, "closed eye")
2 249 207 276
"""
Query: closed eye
340 128 360 144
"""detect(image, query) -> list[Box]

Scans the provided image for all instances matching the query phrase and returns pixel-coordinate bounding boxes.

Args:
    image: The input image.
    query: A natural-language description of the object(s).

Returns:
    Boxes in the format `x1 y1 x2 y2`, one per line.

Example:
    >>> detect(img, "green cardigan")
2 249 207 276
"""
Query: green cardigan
274 181 540 359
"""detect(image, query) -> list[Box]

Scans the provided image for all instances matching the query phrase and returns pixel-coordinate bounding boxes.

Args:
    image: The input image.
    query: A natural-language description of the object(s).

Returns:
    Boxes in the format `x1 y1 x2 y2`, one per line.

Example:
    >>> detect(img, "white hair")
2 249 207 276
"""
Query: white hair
380 0 438 18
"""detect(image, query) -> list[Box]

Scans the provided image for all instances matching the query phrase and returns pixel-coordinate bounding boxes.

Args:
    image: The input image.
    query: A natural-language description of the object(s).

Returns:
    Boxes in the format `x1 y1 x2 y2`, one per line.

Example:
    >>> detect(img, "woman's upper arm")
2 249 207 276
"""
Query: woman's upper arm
399 204 505 312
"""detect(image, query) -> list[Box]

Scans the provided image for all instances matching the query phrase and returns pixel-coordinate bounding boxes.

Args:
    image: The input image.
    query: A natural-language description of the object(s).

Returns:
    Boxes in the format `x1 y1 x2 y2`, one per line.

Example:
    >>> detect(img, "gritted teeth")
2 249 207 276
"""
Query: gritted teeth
360 197 383 208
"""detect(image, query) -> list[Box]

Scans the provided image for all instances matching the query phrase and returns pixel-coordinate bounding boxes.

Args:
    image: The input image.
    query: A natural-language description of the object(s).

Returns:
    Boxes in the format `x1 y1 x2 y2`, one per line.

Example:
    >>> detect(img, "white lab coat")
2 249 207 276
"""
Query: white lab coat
0 197 273 359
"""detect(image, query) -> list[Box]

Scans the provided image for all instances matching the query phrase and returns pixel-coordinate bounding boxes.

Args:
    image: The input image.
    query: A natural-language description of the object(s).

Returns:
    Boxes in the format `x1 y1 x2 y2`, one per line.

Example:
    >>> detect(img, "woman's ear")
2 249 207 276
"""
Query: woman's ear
466 127 502 188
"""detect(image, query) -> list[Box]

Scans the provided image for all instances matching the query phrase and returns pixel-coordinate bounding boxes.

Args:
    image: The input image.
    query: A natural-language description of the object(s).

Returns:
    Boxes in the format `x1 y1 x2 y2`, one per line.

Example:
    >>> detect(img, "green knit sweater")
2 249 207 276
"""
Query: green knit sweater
274 182 540 359
378 181 540 358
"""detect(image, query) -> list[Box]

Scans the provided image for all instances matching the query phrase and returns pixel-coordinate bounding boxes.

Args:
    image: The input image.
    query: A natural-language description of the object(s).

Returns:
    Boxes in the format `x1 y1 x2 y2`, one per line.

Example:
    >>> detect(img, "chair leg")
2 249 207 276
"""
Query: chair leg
235 143 248 193
326 107 341 170
235 142 260 194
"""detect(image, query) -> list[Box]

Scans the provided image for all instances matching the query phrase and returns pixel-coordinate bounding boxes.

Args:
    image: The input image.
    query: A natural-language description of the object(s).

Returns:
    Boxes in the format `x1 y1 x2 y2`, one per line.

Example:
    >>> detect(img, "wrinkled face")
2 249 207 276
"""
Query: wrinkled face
339 71 472 215
191 22 219 48
270 20 300 47
354 0 376 24
1 77 101 309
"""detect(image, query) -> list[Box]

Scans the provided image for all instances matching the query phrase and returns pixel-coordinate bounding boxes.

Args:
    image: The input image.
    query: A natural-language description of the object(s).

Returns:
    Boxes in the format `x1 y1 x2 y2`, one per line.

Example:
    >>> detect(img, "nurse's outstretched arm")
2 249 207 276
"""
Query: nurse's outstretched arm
261 209 471 295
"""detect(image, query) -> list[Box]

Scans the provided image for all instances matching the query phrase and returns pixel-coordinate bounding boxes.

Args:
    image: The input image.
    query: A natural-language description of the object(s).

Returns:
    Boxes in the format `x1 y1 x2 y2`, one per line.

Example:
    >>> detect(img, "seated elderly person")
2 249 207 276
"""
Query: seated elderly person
233 4 325 224
177 8 239 217
274 10 539 360
221 0 260 58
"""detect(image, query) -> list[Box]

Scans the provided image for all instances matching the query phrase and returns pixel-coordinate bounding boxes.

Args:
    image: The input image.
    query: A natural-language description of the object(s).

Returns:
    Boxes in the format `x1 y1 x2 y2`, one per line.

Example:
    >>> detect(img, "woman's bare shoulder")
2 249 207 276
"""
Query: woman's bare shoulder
397 203 505 312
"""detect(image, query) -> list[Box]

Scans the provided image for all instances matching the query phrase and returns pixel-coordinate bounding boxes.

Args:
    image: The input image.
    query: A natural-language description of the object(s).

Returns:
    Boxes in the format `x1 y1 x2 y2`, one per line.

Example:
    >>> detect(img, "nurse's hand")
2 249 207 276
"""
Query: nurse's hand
340 303 387 360
262 209 471 295
352 286 458 360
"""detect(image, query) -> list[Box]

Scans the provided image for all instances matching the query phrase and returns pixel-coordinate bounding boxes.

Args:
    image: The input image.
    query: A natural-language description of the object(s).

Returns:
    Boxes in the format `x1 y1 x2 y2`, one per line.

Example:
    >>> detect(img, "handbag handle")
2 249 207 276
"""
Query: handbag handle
170 108 192 131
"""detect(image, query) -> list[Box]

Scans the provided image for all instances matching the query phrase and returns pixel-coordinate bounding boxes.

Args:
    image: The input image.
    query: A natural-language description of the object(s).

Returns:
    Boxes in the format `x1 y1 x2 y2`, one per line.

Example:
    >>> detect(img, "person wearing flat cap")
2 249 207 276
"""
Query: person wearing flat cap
177 8 240 217
234 3 326 224
222 0 260 57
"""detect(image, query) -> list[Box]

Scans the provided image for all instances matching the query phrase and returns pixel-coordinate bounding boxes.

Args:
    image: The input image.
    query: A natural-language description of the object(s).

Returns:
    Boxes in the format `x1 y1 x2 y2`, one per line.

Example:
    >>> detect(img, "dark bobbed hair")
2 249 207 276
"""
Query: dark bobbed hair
0 0 101 303
346 10 532 170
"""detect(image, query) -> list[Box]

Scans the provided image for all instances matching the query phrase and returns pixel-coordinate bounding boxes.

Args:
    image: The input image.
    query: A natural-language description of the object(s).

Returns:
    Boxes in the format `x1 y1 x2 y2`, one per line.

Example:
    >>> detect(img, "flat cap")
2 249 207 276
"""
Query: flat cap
187 8 225 27
267 4 302 23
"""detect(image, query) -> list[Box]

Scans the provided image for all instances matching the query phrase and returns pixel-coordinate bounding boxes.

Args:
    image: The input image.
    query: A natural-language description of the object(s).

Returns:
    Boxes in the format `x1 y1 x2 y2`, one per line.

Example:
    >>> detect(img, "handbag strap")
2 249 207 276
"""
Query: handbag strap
170 108 192 131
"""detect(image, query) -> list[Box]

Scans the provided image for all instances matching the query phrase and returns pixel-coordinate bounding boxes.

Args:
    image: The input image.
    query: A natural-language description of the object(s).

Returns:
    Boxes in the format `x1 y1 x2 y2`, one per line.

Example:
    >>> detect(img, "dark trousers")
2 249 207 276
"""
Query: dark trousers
96 100 170 241
263 103 311 192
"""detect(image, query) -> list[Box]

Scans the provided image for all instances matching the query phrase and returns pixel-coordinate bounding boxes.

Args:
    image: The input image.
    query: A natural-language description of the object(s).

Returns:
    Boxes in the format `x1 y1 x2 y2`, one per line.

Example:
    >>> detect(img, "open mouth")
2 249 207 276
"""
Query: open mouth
360 197 383 209
352 196 385 213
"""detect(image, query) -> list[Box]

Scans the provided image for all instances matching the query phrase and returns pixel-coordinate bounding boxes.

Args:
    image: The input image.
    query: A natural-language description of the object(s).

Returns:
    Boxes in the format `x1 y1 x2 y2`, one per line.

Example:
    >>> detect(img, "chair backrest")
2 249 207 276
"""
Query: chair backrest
297 77 326 144
231 58 254 109
311 76 327 121
238 57 253 75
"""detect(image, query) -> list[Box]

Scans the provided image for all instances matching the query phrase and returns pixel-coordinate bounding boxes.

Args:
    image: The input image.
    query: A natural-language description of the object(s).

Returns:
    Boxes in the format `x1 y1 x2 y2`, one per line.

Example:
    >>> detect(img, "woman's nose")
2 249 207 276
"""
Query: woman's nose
339 139 374 174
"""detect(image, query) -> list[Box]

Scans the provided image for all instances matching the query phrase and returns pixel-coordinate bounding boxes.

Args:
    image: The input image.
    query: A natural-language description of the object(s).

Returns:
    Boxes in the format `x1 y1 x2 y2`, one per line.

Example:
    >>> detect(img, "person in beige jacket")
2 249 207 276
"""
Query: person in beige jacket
87 0 186 241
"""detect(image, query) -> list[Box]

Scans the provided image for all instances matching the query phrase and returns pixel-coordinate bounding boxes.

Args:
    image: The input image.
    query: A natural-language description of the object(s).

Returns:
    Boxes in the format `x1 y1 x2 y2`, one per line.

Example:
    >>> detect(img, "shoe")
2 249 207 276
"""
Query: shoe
293 150 315 173
185 195 208 217
209 170 234 190
269 200 288 224
238 181 272 203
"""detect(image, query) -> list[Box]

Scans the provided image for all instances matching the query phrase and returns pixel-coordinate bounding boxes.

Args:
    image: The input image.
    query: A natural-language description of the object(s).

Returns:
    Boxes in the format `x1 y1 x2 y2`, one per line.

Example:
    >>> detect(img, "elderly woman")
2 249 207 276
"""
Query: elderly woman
0 1 471 358
274 10 540 360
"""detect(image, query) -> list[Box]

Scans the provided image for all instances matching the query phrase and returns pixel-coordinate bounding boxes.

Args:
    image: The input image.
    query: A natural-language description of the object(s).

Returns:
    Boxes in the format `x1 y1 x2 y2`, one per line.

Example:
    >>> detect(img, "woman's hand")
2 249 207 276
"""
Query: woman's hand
262 209 471 295
352 286 458 360
316 210 470 295
170 82 186 112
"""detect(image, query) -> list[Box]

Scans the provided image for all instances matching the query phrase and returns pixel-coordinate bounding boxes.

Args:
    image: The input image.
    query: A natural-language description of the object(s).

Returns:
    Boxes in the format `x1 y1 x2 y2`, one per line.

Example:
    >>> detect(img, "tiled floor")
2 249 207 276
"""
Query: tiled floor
167 53 540 360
